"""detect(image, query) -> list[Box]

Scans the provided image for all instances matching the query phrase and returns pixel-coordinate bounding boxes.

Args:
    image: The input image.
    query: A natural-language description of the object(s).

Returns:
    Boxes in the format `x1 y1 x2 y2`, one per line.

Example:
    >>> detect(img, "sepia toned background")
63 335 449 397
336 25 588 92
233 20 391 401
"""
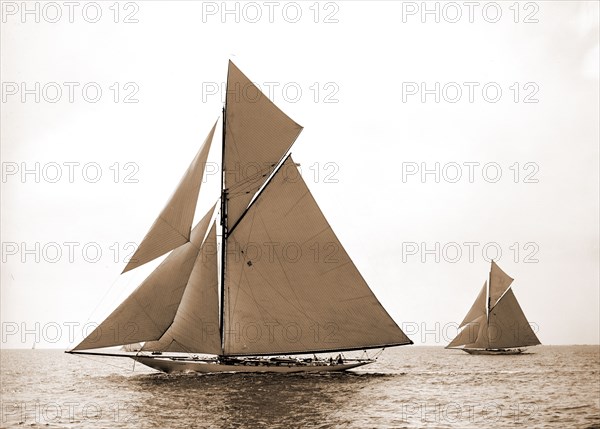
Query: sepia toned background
1 1 598 348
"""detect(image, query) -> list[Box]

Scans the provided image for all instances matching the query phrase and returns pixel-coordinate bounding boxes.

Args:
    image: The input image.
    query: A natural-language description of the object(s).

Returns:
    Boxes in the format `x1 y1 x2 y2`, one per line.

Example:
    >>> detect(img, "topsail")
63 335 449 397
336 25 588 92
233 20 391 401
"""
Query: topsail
224 61 303 228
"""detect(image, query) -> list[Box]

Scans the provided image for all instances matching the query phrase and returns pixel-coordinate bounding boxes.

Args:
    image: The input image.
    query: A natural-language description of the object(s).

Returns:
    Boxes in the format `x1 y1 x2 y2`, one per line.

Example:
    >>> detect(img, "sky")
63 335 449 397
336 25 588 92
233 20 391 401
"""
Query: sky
1 1 598 348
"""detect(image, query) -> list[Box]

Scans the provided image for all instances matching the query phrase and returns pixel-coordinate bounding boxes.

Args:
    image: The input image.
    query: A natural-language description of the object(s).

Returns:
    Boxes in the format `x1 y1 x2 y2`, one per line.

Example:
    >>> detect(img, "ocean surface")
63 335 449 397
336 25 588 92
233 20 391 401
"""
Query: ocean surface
1 346 599 428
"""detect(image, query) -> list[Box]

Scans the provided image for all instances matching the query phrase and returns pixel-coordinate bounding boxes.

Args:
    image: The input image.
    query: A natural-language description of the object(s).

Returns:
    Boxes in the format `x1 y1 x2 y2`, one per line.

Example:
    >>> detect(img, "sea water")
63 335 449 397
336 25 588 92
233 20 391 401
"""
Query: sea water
1 346 599 428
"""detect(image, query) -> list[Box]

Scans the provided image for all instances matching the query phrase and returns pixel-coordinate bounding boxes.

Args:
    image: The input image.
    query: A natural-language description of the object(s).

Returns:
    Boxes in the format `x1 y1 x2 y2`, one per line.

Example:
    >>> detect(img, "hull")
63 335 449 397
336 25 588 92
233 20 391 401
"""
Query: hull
462 348 526 355
134 356 372 373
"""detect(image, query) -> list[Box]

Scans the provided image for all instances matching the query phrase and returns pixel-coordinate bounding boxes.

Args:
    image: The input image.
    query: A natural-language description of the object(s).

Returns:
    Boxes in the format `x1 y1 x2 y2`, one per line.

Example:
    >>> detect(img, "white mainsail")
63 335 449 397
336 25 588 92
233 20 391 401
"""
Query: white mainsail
447 262 540 350
224 156 412 355
487 288 540 348
122 122 217 274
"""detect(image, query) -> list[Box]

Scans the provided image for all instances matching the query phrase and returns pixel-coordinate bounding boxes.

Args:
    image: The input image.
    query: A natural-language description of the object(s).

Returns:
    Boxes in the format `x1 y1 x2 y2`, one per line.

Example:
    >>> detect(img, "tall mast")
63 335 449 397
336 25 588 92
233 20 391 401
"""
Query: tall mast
486 266 491 321
219 104 227 354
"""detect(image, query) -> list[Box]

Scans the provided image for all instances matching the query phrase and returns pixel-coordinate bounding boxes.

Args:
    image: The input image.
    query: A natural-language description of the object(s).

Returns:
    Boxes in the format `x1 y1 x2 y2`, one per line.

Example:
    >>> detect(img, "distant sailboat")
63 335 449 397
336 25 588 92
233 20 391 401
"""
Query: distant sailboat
66 61 412 373
446 261 540 355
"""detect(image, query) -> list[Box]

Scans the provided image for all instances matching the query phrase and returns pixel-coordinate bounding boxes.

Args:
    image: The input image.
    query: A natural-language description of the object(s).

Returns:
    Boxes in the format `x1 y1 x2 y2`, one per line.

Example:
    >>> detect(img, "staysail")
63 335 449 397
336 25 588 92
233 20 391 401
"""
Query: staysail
122 122 217 273
143 222 221 354
224 156 412 355
447 314 486 349
459 281 487 329
74 206 215 351
224 61 303 227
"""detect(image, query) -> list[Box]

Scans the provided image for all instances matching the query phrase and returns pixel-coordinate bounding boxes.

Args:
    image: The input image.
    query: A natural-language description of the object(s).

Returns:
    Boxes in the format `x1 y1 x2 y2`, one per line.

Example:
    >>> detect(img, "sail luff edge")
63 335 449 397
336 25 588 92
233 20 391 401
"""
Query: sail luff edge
227 152 294 237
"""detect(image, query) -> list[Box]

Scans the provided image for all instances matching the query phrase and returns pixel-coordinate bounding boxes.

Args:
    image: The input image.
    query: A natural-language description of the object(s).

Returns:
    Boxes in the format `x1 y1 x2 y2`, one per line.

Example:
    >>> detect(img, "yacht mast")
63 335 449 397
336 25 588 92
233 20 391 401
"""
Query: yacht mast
219 104 227 354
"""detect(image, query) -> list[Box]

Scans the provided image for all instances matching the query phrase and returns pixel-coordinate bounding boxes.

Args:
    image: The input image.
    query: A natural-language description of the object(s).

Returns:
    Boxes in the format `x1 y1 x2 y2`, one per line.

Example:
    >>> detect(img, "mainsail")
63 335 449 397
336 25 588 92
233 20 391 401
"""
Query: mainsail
447 262 540 350
72 61 411 360
224 156 412 355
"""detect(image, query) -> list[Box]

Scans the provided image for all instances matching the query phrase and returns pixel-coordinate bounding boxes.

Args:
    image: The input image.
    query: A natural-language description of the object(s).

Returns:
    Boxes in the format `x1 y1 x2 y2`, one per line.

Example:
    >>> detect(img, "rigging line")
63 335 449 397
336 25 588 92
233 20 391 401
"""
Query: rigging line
226 164 278 193
73 275 121 347
238 268 279 326
296 225 331 249
70 267 140 349
229 166 274 188
188 202 219 252
237 269 313 353
247 268 320 351
226 173 265 192
239 240 314 325
490 283 516 311
222 113 242 185
281 188 309 218
75 353 137 372
228 153 293 236
222 208 259 342
320 259 353 276
121 247 200 346
169 339 199 358
155 214 194 242
234 236 321 327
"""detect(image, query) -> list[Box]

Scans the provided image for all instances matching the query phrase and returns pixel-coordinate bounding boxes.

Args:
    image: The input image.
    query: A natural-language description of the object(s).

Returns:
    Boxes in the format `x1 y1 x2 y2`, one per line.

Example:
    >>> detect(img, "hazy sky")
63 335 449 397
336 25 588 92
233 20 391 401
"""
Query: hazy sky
1 1 598 348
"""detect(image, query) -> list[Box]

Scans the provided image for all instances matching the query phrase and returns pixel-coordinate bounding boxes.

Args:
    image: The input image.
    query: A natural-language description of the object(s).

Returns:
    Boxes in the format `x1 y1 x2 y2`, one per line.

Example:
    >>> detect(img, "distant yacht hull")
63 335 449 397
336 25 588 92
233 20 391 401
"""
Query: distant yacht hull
462 348 526 355
134 356 372 373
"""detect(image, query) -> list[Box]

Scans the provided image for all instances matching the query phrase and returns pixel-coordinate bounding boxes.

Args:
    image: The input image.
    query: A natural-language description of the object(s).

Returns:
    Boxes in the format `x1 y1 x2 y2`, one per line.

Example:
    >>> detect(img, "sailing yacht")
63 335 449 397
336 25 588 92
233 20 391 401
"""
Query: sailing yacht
446 261 541 355
67 61 412 373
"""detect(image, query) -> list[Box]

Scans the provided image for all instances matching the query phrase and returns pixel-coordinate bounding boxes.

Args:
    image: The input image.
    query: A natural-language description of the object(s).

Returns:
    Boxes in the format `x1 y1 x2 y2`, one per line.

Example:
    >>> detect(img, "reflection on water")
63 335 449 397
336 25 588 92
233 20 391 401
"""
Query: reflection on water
128 371 395 428
1 347 599 428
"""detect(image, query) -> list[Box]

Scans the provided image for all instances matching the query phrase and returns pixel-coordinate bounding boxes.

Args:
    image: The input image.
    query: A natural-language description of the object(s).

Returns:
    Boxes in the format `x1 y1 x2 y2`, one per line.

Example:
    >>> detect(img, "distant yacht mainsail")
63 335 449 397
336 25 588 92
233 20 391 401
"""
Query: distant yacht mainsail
446 261 540 355
67 61 412 373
